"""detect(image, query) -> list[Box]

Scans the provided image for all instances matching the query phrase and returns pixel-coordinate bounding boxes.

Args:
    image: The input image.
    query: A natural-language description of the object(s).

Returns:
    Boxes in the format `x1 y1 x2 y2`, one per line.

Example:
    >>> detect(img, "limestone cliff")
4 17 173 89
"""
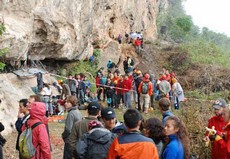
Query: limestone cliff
0 0 157 65
0 73 59 135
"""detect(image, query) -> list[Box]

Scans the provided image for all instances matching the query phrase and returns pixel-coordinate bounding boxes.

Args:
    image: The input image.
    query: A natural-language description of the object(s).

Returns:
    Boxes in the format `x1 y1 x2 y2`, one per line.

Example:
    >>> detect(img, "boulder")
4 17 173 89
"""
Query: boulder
0 73 59 135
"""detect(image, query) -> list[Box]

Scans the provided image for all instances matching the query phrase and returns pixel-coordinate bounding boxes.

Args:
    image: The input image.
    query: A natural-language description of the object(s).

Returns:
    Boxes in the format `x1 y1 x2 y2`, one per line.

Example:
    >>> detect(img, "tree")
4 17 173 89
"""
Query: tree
176 16 193 32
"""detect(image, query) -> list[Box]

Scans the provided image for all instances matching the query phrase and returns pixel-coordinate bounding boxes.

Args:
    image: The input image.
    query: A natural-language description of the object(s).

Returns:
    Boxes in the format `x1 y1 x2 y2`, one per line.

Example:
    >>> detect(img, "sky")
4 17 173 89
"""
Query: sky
183 0 230 37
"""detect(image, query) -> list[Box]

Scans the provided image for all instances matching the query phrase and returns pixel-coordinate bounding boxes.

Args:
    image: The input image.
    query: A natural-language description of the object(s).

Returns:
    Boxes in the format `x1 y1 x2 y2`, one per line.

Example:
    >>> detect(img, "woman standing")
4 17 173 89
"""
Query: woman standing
143 118 166 156
171 78 184 110
41 83 53 117
163 116 190 159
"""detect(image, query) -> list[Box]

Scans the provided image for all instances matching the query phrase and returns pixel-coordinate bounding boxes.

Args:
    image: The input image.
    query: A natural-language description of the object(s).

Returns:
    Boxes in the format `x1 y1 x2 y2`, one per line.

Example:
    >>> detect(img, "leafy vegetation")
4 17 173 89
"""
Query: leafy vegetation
157 0 230 67
0 24 8 71
61 49 102 92
157 2 230 158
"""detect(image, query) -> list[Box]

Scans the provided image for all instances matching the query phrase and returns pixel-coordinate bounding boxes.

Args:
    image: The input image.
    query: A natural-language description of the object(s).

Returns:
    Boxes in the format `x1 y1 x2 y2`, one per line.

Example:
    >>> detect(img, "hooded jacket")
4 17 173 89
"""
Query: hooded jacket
22 102 51 159
76 128 116 159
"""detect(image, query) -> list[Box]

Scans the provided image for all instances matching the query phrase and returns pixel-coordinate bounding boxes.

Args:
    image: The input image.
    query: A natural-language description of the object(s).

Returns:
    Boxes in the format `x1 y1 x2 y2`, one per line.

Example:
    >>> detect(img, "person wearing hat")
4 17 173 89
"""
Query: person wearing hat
101 107 126 136
76 120 116 159
204 98 228 159
213 105 230 158
138 73 153 114
134 70 142 111
68 101 101 158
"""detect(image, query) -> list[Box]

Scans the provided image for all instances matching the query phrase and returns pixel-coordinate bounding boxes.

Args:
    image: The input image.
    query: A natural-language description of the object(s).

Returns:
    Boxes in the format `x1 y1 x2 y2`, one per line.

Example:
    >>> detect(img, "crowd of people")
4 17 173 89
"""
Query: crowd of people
117 31 144 54
0 56 229 159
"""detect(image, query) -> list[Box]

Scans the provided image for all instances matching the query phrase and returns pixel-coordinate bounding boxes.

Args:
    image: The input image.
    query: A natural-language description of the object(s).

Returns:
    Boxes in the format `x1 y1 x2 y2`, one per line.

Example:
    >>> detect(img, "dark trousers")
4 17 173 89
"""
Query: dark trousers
97 87 105 101
63 143 73 159
0 145 3 159
137 93 141 111
150 93 156 109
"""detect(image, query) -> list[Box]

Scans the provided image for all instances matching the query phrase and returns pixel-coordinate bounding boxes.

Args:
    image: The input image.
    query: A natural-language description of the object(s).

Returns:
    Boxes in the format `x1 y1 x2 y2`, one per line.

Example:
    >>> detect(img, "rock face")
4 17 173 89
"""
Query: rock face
0 0 158 65
0 73 59 135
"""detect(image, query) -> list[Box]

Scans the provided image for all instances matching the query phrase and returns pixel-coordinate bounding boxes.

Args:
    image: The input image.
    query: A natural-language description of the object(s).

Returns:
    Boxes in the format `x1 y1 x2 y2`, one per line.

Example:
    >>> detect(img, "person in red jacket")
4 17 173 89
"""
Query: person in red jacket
204 98 227 159
214 106 230 159
95 73 101 88
138 73 153 114
22 102 51 159
122 74 132 108
135 37 141 54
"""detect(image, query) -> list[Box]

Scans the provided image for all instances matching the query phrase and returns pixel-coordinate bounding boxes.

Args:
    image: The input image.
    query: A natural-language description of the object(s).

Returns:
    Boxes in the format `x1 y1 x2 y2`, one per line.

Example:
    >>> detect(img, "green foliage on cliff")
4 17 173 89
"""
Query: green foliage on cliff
63 49 102 92
0 24 7 71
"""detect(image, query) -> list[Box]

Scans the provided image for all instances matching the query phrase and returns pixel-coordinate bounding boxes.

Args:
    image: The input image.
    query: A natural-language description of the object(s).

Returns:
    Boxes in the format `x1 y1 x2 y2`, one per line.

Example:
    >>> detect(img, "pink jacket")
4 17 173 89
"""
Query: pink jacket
22 102 52 159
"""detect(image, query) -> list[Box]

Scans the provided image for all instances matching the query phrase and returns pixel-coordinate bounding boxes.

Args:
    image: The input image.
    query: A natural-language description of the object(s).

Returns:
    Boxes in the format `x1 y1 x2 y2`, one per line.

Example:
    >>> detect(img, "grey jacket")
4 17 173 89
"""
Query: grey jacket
62 107 82 142
76 128 116 159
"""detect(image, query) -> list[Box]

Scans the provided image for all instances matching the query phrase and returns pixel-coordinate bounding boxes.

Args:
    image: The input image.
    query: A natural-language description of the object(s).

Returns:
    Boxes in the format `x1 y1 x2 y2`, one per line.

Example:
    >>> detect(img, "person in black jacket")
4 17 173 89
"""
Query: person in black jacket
15 99 30 159
105 78 115 107
76 120 116 159
134 70 143 111
0 122 5 159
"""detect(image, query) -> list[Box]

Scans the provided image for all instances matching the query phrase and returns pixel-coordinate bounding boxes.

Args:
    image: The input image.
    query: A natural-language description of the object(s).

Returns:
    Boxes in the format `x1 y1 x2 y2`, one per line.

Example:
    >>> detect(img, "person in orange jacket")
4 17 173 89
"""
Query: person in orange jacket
107 108 159 159
138 73 153 113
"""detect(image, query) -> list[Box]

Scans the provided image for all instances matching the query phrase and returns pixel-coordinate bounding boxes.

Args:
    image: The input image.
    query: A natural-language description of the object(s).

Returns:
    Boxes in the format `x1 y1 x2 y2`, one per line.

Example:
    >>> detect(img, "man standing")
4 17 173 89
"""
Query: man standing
107 109 159 159
122 74 132 109
138 73 153 114
65 74 77 96
15 99 30 159
62 96 82 159
68 101 101 158
101 107 126 136
205 98 227 159
158 97 174 125
158 76 171 99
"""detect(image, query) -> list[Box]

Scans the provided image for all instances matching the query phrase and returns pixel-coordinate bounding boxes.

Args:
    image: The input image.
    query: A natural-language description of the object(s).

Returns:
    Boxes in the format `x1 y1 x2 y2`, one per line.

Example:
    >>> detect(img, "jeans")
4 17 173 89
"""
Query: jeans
43 96 53 115
78 89 84 104
123 92 131 108
174 96 180 110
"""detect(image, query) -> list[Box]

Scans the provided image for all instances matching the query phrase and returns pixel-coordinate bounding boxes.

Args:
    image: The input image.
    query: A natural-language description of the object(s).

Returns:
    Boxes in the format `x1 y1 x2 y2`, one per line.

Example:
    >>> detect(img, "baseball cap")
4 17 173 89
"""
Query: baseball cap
101 107 116 120
88 101 101 111
212 98 227 109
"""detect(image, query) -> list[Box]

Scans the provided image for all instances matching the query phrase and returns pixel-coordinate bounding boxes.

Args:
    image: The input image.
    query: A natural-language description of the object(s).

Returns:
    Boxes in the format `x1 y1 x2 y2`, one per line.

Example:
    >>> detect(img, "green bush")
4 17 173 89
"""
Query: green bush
0 24 8 72
63 49 101 93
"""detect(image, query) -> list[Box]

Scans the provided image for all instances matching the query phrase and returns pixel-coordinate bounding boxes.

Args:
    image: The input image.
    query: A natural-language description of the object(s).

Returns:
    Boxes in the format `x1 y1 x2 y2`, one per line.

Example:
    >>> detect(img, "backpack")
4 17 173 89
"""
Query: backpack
130 59 134 66
141 82 149 94
100 76 107 85
19 122 42 159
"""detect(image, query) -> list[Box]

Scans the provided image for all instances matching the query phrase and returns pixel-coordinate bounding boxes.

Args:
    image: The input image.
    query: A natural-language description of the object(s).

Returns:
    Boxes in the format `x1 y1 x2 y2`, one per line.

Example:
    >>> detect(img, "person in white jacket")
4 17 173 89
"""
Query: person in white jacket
171 78 184 110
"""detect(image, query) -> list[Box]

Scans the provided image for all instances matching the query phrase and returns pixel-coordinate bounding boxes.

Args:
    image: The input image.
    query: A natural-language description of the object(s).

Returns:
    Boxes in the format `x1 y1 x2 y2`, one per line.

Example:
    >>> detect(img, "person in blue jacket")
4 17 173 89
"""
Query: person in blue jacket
162 116 190 159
